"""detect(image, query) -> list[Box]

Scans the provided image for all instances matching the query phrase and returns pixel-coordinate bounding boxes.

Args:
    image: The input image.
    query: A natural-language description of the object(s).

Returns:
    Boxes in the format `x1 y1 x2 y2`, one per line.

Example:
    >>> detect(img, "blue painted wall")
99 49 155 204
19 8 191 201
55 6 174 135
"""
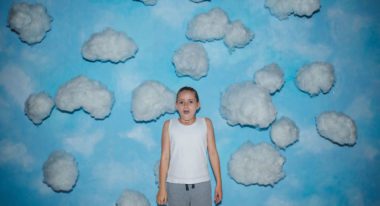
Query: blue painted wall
0 0 379 205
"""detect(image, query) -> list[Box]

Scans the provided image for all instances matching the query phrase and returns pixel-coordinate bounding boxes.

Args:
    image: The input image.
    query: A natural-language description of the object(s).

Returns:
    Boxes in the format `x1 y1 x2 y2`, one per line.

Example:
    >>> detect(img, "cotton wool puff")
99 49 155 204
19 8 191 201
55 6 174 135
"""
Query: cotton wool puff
55 76 114 119
131 81 176 121
42 150 78 192
316 111 357 146
228 142 285 186
82 28 138 63
186 8 229 41
224 20 254 49
270 117 299 149
172 43 209 80
116 189 150 206
24 92 54 124
296 62 335 96
7 2 52 44
254 63 284 94
265 0 320 20
220 81 276 128
292 0 320 17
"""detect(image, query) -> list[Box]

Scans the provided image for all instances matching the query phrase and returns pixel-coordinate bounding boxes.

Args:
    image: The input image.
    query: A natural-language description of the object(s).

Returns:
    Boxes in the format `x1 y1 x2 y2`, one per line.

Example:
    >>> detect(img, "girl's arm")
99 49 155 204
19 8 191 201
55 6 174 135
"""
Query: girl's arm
205 118 223 204
157 120 170 205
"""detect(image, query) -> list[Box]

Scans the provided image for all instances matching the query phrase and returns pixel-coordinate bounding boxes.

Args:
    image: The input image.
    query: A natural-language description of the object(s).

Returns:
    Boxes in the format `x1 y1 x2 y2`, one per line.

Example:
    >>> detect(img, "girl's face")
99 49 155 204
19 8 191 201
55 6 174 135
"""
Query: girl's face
176 90 200 121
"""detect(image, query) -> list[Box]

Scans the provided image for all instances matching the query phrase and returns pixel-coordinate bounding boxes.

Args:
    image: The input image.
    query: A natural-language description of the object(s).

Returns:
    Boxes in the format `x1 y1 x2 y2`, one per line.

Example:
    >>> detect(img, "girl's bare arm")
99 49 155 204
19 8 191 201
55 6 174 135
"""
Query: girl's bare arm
206 118 223 204
157 120 170 205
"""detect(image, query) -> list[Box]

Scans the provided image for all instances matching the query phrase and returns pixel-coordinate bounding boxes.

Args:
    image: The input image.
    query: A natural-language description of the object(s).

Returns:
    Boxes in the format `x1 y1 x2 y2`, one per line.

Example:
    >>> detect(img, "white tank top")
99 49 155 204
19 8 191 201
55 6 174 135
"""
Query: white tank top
167 117 210 184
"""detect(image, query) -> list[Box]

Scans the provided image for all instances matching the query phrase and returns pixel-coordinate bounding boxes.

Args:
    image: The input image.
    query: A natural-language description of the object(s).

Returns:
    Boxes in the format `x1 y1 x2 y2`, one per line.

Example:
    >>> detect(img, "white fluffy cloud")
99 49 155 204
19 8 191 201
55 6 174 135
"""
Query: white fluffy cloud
81 28 138 63
316 111 357 146
228 142 285 186
220 81 277 128
116 189 150 206
270 117 299 149
172 43 209 80
24 92 54 124
254 63 284 94
55 76 114 119
224 20 254 49
186 8 229 41
42 150 79 192
7 2 52 44
119 125 156 150
186 8 253 50
265 0 320 20
296 62 335 96
137 0 157 6
131 81 176 121
0 139 34 170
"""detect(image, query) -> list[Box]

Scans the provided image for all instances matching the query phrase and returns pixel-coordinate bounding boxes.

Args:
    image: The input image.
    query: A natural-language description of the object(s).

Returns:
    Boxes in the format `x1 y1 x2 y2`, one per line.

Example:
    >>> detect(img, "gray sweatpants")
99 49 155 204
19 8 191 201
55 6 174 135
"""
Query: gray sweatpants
167 181 212 206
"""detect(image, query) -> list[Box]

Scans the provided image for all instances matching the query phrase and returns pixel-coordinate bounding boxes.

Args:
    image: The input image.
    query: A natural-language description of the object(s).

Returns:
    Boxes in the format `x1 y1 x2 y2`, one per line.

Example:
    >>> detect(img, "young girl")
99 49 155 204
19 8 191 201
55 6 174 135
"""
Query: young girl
156 86 223 206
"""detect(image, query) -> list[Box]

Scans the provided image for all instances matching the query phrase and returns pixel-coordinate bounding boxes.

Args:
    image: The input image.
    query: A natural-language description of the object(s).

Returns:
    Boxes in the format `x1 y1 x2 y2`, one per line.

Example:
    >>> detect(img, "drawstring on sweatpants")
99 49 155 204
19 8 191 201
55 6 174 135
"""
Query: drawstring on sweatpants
185 184 195 191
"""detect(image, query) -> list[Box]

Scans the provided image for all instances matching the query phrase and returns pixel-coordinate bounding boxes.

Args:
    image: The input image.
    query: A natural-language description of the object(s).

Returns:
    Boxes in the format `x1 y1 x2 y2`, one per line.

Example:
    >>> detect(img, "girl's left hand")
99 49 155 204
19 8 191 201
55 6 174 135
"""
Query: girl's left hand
214 184 223 205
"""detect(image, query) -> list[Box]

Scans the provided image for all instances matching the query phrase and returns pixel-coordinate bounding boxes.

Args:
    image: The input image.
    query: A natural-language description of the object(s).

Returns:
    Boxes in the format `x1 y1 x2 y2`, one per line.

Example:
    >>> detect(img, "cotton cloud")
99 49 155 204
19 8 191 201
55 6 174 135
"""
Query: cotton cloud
270 117 299 149
42 150 79 192
254 63 284 94
220 81 276 128
296 62 335 96
172 43 209 80
186 8 229 41
224 20 253 49
137 0 157 6
316 111 357 146
116 189 150 206
7 2 52 44
228 142 285 186
0 139 34 170
81 28 138 63
24 92 54 124
131 81 176 122
265 0 320 20
55 76 114 119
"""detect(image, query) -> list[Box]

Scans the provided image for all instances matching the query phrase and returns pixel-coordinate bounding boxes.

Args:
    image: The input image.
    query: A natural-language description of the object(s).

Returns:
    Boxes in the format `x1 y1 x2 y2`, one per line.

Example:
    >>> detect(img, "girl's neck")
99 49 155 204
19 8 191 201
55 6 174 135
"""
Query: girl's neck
178 117 196 125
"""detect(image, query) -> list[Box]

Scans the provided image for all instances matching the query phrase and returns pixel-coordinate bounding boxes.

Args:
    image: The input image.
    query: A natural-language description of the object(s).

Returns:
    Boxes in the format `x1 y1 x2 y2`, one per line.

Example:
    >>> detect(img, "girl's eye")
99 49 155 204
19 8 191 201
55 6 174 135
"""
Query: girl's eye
189 100 194 104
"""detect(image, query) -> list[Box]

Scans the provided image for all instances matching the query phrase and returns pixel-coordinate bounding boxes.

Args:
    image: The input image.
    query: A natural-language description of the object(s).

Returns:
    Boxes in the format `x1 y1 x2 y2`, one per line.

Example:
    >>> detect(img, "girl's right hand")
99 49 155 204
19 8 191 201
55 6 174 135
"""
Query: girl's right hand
156 189 168 205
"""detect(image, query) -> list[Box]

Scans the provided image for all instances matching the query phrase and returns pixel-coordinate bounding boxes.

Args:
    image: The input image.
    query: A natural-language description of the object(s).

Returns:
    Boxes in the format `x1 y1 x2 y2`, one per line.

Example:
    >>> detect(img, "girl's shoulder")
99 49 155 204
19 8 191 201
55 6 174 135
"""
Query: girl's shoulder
200 117 213 125
162 119 171 128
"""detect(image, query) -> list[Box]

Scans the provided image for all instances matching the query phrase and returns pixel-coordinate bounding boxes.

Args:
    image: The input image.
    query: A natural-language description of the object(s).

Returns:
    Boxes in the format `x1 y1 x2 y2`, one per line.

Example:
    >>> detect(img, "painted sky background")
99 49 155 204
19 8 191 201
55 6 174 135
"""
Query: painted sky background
0 0 380 205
